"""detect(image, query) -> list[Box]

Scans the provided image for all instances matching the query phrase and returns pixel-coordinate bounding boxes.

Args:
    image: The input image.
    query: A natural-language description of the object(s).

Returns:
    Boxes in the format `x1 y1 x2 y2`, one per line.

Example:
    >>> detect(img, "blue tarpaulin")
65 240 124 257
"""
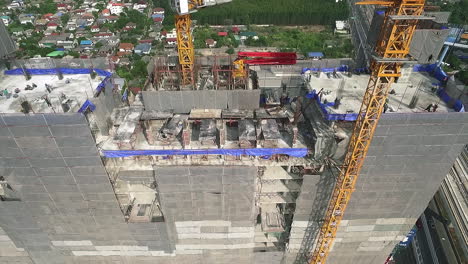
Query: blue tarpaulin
412 63 448 82
4 68 111 77
102 148 309 158
122 89 128 101
437 88 465 112
307 52 324 58
4 68 112 95
301 65 349 74
77 100 96 113
306 90 359 121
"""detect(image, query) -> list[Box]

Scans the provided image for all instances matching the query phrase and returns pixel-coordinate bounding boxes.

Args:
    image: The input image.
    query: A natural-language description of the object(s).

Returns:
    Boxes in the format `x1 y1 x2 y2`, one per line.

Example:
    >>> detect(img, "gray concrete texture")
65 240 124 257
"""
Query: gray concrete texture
326 112 468 264
142 90 260 113
0 113 172 264
155 166 256 223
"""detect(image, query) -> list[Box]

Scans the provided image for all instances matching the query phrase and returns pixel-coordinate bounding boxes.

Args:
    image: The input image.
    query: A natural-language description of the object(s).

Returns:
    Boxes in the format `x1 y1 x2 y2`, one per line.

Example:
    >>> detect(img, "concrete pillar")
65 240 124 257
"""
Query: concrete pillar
437 45 450 67
218 121 225 147
182 121 191 148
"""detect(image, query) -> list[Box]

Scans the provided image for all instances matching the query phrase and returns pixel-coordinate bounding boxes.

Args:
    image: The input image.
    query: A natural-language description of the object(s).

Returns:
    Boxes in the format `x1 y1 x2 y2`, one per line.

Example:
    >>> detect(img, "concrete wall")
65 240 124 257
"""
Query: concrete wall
0 113 171 264
142 90 260 113
284 112 467 264
327 112 468 264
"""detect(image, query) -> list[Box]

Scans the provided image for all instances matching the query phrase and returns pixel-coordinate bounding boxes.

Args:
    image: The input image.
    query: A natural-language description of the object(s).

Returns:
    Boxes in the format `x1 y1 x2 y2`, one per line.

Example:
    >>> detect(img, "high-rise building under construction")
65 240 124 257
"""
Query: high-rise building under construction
0 2 467 264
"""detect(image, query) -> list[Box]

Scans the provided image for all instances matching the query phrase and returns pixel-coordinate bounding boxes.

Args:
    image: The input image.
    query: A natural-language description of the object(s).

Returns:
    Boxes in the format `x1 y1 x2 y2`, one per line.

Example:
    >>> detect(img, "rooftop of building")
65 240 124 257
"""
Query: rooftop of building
303 70 451 115
0 72 102 113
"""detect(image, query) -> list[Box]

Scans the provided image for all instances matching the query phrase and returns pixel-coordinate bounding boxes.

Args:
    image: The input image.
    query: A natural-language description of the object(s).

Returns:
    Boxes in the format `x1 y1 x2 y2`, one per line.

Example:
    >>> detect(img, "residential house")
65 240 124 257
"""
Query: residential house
10 27 23 37
126 22 137 29
42 13 54 20
307 52 324 60
153 17 163 24
74 9 86 16
240 32 258 41
67 21 77 31
102 9 110 16
18 14 35 25
0 16 11 26
165 28 177 39
133 1 147 12
44 29 55 36
80 39 93 49
218 31 228 37
46 22 59 30
107 36 120 46
35 19 48 27
106 16 118 23
134 43 151 55
24 29 34 37
39 33 74 48
91 25 100 33
56 3 71 11
205 38 217 48
231 26 240 34
111 56 120 65
120 58 130 66
94 33 113 38
166 37 177 46
119 43 134 54
108 2 124 15
98 45 113 56
153 7 164 15
81 13 95 26
7 0 24 10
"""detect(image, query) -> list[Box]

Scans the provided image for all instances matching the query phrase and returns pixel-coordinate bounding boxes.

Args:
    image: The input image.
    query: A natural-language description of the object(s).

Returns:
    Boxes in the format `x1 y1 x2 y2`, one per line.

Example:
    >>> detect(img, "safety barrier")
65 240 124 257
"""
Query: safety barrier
306 90 359 121
301 65 349 74
4 68 112 112
413 64 448 82
102 148 309 158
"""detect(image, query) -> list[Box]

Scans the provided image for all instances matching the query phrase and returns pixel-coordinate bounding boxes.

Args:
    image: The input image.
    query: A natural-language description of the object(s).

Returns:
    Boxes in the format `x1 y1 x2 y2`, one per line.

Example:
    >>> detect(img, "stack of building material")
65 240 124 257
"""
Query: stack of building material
222 109 255 119
114 106 144 149
158 115 187 143
260 204 285 233
199 119 217 146
238 119 256 148
260 119 281 148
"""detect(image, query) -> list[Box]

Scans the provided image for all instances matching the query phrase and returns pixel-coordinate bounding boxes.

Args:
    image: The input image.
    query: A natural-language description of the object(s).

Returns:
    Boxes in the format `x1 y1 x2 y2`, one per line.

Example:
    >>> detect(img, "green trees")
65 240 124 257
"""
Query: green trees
191 0 348 25
442 0 468 24
61 13 70 25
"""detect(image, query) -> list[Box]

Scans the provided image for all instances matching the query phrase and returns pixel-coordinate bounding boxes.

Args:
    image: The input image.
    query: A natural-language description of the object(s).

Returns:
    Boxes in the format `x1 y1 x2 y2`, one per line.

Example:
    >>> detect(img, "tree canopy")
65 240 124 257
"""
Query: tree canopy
192 0 348 25
441 0 468 24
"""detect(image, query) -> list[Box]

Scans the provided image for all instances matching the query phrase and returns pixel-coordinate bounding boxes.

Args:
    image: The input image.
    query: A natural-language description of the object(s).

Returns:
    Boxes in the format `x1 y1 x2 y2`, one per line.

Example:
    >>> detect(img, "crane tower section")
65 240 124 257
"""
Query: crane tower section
171 0 232 86
310 0 426 263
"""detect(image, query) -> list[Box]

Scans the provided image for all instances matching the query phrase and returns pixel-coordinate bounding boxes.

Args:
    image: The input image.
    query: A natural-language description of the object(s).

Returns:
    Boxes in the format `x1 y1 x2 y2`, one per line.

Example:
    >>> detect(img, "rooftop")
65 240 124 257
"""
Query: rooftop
0 73 102 113
303 70 451 114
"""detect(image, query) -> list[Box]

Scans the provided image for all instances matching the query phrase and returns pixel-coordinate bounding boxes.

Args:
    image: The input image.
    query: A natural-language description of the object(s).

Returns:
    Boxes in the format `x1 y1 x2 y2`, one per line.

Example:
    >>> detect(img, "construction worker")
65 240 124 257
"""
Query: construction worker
424 103 434 112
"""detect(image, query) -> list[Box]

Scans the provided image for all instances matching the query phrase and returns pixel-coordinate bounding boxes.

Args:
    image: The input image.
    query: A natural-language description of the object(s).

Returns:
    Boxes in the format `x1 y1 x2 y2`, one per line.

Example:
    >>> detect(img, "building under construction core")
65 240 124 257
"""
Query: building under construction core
0 52 466 264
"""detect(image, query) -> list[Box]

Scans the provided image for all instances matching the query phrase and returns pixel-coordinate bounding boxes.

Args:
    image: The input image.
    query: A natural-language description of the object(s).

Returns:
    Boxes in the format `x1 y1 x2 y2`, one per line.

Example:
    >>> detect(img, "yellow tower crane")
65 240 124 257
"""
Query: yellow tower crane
309 0 426 263
171 0 232 86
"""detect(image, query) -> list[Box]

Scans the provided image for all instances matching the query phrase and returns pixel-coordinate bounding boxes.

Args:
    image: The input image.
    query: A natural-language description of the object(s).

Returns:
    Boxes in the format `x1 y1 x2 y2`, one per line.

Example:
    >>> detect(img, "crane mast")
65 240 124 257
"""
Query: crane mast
171 0 231 86
309 0 425 263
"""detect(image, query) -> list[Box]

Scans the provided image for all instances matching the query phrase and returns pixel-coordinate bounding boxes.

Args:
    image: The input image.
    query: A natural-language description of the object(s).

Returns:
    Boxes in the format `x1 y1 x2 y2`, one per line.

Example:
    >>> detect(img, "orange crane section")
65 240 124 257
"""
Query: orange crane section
309 0 425 263
172 0 231 86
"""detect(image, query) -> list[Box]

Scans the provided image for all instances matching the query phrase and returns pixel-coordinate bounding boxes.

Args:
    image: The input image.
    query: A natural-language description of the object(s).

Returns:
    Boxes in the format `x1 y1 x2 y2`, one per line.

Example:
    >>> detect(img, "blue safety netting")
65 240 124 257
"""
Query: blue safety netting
122 89 128 101
102 148 309 158
412 63 448 82
77 99 96 113
306 90 359 121
4 68 111 76
301 65 349 74
4 68 113 95
437 88 465 112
